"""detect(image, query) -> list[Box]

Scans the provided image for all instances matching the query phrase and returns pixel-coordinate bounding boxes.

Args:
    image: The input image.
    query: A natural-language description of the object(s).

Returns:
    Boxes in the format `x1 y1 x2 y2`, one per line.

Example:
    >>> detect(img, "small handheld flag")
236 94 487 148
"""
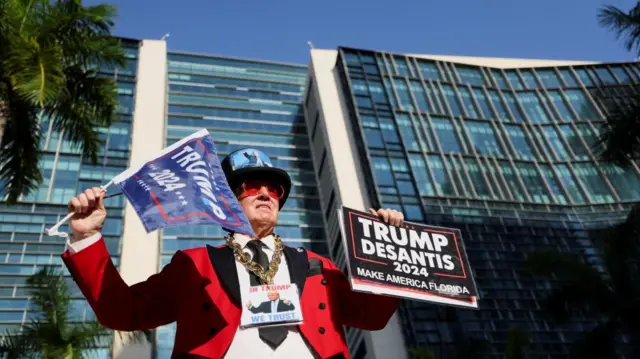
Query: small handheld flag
45 129 256 238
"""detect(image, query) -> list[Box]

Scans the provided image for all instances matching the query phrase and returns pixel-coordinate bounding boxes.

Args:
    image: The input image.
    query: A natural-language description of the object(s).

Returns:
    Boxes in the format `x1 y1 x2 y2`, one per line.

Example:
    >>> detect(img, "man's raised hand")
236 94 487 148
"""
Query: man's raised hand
68 187 107 243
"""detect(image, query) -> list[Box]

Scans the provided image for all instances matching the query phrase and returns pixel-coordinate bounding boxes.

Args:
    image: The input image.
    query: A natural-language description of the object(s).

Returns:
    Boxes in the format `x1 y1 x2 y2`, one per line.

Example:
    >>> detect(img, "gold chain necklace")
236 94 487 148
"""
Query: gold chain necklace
226 233 284 285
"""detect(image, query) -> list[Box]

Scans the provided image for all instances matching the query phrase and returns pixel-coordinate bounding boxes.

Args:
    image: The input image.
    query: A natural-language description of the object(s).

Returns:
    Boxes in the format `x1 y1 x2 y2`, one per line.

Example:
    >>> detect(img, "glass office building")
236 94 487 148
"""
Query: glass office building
155 52 327 358
305 47 640 358
0 38 141 356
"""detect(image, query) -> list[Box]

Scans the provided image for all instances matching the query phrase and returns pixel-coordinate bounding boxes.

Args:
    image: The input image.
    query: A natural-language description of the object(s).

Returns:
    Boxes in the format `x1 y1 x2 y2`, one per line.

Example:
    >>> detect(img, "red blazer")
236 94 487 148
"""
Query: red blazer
62 238 399 359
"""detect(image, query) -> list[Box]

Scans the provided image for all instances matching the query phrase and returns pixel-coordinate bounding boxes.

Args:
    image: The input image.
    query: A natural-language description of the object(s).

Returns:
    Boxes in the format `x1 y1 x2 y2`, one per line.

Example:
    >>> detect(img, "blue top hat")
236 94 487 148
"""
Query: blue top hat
221 148 291 209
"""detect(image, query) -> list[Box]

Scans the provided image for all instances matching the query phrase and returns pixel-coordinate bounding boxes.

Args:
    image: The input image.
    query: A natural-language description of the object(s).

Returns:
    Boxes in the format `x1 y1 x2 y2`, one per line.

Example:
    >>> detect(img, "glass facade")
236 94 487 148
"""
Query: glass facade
156 53 326 358
334 47 640 358
0 39 140 357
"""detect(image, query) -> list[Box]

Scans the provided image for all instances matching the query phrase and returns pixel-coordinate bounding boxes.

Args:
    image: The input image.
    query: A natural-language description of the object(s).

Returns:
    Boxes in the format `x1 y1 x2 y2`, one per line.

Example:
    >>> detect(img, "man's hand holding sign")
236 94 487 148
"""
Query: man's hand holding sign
58 129 404 359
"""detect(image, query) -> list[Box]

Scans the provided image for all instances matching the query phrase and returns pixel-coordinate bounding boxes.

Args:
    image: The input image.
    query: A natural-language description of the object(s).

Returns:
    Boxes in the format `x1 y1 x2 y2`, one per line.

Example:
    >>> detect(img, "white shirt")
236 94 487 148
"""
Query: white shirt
67 233 315 359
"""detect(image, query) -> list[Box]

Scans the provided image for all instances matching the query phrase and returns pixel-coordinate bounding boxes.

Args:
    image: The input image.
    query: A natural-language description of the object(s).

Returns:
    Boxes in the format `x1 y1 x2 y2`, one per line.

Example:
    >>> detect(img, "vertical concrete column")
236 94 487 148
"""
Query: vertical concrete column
112 39 167 359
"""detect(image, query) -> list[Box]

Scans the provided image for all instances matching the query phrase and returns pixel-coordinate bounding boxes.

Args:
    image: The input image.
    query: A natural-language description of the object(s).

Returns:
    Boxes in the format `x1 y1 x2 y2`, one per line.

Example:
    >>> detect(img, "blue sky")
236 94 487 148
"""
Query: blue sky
90 0 640 65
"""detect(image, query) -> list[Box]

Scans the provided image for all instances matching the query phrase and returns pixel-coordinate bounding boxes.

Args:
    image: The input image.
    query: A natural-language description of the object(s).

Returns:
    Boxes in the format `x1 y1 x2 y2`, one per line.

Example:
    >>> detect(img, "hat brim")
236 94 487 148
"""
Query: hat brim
226 167 291 209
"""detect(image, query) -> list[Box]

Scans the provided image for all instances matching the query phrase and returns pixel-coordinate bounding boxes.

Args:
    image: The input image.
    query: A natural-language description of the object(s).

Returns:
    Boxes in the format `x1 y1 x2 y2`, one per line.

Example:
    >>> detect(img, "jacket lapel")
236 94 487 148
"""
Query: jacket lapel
206 245 241 307
282 246 309 296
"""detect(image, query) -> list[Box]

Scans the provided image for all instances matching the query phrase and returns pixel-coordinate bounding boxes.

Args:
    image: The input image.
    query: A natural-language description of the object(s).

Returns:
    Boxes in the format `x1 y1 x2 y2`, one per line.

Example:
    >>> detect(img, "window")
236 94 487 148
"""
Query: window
371 157 395 186
464 121 503 156
516 92 551 123
504 125 535 160
520 70 539 89
564 90 600 120
427 155 456 196
491 70 509 89
505 70 524 90
594 67 616 85
396 114 420 151
457 87 479 118
392 78 414 111
379 117 401 144
546 90 575 122
601 165 640 201
394 56 410 76
558 125 590 160
456 66 486 86
539 164 568 204
502 92 526 122
368 81 387 104
463 158 492 199
408 154 435 195
573 163 615 203
487 90 511 122
440 85 464 117
541 126 570 160
610 66 632 84
574 69 594 86
516 163 552 203
383 78 398 109
536 69 562 88
410 80 431 113
497 161 527 201
431 117 462 153
417 61 441 80
472 88 495 119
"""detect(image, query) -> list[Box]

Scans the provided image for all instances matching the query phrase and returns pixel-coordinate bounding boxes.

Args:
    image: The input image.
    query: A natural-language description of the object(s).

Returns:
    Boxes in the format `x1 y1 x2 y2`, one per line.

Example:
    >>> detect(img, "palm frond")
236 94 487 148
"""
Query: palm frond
0 86 41 204
598 4 640 55
0 329 38 359
525 250 604 282
590 86 640 168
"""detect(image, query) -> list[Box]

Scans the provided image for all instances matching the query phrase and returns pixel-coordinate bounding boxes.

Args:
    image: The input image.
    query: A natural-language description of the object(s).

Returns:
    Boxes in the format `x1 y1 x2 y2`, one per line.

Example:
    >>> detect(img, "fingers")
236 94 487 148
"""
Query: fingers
370 208 404 227
68 187 105 214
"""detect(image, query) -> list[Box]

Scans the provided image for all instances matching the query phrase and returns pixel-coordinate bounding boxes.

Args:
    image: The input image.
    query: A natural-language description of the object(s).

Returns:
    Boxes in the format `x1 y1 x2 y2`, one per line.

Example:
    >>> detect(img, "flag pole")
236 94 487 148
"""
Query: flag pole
45 180 115 238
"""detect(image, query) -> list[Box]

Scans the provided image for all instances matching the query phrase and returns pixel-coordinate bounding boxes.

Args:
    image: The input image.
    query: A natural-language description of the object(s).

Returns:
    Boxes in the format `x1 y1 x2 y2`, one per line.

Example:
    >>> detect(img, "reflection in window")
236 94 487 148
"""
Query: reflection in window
559 69 578 87
574 69 594 86
541 126 570 160
517 92 551 123
431 117 462 153
558 125 590 160
502 92 526 123
428 155 456 196
491 70 509 89
446 157 471 197
463 158 492 199
536 69 562 88
539 164 568 204
601 165 640 201
546 90 575 122
371 157 395 186
573 163 615 203
520 70 539 89
418 61 441 80
383 78 398 108
457 87 479 118
379 117 401 144
410 81 431 113
456 66 485 86
575 123 598 152
610 66 632 84
404 205 424 222
564 90 600 120
394 56 410 76
504 125 535 160
408 153 435 195
465 121 503 156
594 67 616 85
440 85 464 117
505 71 524 90
393 78 414 111
472 88 495 119
396 114 420 151
487 90 511 122
516 163 552 203
368 81 387 104
497 161 527 201
364 128 384 149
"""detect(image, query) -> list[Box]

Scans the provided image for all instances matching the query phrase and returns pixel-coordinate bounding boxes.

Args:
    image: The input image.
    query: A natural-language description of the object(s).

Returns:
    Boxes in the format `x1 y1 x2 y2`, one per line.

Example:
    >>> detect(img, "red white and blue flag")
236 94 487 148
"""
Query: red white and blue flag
112 129 255 237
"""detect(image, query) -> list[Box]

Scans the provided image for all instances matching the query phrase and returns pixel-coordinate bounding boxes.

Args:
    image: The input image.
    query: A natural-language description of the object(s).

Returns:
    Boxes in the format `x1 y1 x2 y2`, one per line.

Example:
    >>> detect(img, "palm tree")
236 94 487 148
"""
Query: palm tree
0 266 150 359
594 3 640 168
525 204 640 359
0 0 126 204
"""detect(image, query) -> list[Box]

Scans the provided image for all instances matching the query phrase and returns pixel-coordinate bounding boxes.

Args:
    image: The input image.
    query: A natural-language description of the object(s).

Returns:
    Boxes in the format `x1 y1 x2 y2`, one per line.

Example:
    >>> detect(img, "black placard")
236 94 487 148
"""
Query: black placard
339 206 479 308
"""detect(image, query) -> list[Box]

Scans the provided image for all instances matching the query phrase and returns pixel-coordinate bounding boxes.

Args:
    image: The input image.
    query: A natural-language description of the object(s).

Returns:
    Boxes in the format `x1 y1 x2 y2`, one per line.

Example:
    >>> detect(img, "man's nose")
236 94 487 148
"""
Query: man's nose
257 186 270 197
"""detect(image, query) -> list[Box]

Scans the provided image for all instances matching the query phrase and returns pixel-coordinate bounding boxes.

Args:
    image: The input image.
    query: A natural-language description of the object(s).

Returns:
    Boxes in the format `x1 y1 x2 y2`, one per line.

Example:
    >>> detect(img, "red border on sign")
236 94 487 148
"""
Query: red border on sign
347 210 468 278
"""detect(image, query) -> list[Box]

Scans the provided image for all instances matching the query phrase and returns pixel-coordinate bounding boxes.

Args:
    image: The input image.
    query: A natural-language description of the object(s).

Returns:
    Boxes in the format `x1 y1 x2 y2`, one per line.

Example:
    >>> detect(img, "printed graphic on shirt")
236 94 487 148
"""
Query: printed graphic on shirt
240 283 303 329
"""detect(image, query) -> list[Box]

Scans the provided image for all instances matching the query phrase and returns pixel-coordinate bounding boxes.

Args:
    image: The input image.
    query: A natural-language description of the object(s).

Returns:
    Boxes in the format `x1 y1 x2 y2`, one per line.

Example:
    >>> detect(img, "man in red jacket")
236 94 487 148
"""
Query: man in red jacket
63 147 404 359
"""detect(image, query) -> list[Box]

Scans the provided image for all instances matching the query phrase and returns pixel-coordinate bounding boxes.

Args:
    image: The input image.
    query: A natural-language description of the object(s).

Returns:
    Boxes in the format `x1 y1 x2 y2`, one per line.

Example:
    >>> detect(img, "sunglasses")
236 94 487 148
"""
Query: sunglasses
237 180 284 201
